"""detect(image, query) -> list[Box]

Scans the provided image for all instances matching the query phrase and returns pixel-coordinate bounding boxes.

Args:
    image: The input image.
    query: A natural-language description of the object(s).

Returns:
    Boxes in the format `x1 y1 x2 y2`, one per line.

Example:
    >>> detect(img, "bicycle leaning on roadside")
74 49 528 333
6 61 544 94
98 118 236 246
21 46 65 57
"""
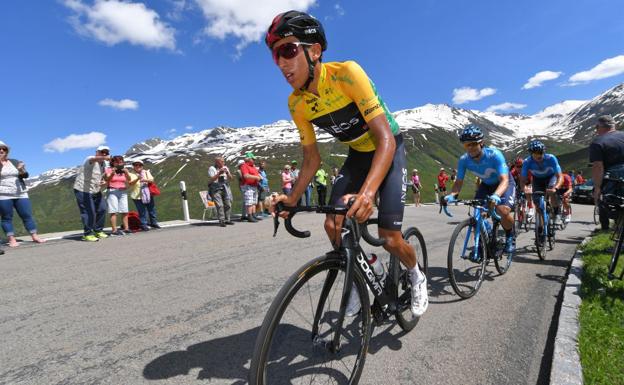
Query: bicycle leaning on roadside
249 201 428 385
532 191 557 260
601 176 624 280
441 198 513 299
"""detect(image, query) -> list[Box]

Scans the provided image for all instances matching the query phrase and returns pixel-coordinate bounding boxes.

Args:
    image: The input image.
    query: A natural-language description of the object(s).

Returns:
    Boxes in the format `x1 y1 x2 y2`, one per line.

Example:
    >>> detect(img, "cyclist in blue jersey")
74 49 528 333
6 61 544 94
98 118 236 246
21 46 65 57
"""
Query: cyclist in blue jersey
444 125 516 253
519 140 564 226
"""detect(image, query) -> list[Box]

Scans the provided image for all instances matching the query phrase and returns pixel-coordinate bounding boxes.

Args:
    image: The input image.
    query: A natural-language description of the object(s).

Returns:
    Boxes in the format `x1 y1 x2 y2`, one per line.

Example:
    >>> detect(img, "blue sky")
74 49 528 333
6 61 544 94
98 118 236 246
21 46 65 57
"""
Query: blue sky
1 0 624 175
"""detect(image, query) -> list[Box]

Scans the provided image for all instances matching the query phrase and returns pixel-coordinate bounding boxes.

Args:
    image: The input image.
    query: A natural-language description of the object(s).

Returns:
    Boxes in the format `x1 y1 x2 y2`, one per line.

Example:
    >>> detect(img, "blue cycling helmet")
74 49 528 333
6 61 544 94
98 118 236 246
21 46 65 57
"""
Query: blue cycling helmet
528 140 545 153
459 125 485 143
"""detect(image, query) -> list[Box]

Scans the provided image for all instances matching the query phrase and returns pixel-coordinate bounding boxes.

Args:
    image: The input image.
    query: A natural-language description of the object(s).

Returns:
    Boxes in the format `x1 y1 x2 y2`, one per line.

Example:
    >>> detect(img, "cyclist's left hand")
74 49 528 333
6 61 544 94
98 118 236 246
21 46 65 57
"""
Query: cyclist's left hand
489 194 501 206
546 187 556 194
343 193 374 223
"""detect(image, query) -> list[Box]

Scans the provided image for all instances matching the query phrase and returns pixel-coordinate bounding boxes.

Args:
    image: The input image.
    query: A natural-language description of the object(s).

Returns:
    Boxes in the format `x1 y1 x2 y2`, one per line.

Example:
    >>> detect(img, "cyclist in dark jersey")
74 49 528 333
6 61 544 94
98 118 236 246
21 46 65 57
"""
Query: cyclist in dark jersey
265 11 427 317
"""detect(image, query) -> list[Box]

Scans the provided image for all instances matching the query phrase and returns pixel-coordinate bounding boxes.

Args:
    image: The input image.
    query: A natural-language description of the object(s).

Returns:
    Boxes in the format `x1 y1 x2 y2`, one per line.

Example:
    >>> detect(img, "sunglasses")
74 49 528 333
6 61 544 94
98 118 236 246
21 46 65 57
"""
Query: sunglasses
272 42 313 64
0 147 7 152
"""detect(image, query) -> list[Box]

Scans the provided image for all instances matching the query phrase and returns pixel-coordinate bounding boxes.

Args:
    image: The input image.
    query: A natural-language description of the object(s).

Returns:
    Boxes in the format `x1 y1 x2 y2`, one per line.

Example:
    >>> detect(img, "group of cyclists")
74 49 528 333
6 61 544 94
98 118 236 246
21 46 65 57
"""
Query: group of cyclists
264 10 573 320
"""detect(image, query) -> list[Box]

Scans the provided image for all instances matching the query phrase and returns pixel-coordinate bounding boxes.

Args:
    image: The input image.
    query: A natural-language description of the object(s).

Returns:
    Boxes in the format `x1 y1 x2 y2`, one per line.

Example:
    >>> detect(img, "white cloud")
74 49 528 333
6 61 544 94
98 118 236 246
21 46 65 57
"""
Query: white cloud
193 0 317 53
63 0 176 50
522 70 562 89
486 102 527 113
568 55 624 85
44 132 107 153
334 3 345 16
452 87 496 104
185 125 194 130
98 98 139 110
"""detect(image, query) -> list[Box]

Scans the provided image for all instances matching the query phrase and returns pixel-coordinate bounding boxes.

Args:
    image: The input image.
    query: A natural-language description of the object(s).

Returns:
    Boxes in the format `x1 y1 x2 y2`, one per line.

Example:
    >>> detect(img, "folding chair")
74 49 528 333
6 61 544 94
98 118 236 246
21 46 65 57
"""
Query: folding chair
199 190 217 221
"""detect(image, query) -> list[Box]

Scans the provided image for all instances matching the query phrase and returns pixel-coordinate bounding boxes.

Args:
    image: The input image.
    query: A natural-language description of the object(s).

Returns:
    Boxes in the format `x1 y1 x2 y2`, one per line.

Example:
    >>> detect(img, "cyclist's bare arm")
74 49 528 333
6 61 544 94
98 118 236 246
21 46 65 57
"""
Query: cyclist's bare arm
345 114 395 223
494 173 509 198
449 179 464 198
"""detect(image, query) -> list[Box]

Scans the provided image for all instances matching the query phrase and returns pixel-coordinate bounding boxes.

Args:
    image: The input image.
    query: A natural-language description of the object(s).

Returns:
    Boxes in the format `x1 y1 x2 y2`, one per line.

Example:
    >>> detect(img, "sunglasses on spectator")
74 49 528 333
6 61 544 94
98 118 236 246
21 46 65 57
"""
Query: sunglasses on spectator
0 147 8 152
272 42 313 64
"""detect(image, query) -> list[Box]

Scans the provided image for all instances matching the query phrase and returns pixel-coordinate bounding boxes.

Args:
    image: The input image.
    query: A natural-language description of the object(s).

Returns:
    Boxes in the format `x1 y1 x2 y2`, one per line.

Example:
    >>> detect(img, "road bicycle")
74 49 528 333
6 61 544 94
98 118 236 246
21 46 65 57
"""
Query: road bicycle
442 199 513 299
532 191 557 260
593 204 600 225
249 202 428 385
602 176 624 280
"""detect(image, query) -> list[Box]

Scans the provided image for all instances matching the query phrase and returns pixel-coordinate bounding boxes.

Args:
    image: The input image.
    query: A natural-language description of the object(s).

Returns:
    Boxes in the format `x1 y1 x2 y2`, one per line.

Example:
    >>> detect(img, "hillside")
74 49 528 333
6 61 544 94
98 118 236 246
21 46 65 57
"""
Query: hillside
18 82 624 235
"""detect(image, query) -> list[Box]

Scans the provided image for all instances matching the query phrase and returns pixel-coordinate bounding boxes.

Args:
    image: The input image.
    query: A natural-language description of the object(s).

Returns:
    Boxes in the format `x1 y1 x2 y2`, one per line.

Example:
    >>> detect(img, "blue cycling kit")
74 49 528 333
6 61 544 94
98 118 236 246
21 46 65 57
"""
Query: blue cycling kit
521 154 561 179
457 147 508 186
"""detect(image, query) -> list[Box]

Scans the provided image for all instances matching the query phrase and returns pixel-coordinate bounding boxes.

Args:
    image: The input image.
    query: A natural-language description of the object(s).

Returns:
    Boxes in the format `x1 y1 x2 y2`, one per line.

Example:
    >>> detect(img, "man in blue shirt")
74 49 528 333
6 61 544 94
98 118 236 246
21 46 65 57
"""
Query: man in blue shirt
519 140 564 227
445 125 516 253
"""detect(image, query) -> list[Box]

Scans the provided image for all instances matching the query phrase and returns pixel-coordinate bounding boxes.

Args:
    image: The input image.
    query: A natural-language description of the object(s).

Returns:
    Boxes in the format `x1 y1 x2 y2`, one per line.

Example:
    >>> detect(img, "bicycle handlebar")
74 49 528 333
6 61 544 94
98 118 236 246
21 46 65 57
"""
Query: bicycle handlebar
441 198 502 221
273 202 386 247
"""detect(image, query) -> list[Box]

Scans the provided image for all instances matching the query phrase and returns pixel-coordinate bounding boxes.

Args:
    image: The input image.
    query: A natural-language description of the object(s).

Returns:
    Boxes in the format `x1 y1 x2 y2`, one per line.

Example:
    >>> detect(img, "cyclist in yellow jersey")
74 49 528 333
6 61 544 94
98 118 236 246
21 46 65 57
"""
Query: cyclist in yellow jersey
266 10 428 317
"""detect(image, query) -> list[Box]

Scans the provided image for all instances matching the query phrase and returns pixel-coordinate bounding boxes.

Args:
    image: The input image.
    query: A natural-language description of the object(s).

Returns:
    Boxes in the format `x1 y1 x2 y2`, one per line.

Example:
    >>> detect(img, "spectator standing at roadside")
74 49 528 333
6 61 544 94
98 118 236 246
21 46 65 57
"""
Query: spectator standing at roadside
281 164 293 194
450 168 457 183
314 161 328 206
208 156 234 227
574 170 585 185
411 169 422 207
290 160 302 205
104 155 132 236
73 145 110 242
257 160 270 216
241 152 262 222
0 141 45 246
330 167 339 185
590 115 624 231
235 159 247 221
437 168 449 193
129 160 161 231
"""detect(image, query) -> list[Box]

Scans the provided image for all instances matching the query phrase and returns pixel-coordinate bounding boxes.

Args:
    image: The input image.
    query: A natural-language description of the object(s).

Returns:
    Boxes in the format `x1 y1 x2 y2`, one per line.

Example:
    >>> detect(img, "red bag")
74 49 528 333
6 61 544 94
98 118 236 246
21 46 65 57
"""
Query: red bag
148 182 161 196
128 211 143 232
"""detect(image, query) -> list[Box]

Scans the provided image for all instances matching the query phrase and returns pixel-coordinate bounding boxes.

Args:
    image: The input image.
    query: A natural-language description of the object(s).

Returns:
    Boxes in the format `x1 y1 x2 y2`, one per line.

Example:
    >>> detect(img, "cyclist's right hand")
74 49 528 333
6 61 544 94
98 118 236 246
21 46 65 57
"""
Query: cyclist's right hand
271 194 297 218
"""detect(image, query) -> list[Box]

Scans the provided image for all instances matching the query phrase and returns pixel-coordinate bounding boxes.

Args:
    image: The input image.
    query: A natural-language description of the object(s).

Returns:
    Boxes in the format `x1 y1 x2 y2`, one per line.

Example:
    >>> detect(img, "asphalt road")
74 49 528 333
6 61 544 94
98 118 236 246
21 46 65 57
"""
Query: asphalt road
0 204 595 385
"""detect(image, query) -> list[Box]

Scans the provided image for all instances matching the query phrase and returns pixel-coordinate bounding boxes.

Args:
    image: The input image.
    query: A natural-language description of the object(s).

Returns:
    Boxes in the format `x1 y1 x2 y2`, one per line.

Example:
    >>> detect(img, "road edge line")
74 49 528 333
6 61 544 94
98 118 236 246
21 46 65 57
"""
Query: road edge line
549 236 589 385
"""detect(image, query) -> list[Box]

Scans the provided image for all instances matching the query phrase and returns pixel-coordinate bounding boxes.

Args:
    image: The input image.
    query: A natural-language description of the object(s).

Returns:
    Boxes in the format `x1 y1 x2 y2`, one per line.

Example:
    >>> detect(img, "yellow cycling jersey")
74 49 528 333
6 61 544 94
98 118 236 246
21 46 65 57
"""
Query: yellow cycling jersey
288 61 400 152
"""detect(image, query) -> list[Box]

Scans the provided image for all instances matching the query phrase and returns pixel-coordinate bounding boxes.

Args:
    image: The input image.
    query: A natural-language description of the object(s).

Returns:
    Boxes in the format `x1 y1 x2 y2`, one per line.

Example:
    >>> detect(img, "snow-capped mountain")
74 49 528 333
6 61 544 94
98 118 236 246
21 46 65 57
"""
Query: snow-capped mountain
28 82 624 189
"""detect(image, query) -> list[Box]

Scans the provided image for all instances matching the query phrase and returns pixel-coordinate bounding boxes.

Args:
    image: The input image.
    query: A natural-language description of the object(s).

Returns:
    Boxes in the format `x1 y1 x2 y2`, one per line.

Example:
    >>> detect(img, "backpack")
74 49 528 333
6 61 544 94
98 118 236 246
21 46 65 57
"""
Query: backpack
128 211 143 232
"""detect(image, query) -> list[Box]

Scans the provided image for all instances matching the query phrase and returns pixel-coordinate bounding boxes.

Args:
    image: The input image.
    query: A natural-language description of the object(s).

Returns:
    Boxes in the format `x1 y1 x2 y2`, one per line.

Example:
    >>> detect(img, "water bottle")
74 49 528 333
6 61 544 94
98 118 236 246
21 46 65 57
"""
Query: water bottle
368 253 387 283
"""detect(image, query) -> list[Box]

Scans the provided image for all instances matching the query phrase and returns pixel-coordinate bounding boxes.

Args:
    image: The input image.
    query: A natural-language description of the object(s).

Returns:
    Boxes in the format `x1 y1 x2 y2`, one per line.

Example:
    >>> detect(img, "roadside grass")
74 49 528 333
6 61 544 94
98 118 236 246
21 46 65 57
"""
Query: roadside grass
578 233 624 385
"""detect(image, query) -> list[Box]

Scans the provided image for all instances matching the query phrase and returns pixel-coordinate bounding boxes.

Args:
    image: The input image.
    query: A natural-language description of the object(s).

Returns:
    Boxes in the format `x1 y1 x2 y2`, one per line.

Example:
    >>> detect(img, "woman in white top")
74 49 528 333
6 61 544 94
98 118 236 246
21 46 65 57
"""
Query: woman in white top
0 141 45 247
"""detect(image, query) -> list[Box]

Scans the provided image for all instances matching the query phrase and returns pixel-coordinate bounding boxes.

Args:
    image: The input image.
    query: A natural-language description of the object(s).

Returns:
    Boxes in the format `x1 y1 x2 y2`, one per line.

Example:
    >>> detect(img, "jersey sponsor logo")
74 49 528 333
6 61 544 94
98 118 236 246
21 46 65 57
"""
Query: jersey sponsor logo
531 167 555 177
364 104 380 116
472 168 498 181
327 117 361 134
331 73 354 85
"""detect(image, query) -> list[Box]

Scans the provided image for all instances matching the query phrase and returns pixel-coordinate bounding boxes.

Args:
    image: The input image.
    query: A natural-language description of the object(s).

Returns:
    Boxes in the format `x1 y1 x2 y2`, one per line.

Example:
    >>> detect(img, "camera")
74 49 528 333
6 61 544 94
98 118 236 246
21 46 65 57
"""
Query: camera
115 165 125 174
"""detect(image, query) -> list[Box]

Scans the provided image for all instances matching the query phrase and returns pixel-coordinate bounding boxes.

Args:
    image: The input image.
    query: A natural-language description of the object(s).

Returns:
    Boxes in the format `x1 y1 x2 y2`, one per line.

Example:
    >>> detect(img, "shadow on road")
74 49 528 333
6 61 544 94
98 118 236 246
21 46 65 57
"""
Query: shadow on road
144 320 417 383
513 254 569 268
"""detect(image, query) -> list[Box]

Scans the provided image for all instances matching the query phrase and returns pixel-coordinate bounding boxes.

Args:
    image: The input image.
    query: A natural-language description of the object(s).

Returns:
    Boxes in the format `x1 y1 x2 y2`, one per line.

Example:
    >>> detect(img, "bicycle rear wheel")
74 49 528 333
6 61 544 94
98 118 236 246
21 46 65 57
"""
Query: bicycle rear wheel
447 218 487 299
393 226 427 331
493 221 513 274
593 205 600 225
249 254 371 385
547 206 556 251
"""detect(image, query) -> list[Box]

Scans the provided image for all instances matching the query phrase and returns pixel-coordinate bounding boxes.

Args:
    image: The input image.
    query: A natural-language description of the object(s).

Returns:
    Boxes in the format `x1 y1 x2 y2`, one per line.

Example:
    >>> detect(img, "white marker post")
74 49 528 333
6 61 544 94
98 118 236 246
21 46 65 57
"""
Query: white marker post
434 184 439 205
180 181 190 222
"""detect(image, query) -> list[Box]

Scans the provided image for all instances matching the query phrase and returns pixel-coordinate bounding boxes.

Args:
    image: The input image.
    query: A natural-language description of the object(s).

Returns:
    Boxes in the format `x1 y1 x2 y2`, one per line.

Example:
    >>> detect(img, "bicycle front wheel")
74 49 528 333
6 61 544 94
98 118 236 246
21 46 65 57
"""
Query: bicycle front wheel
493 221 513 275
535 214 546 260
608 212 624 280
593 205 600 225
393 226 428 331
447 218 487 299
548 207 556 251
249 254 372 385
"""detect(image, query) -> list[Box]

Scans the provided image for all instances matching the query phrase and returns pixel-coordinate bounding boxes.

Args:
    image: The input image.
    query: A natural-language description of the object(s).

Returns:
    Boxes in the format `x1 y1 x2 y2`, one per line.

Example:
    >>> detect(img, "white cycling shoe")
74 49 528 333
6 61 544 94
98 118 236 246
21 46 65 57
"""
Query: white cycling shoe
409 270 429 317
345 284 361 317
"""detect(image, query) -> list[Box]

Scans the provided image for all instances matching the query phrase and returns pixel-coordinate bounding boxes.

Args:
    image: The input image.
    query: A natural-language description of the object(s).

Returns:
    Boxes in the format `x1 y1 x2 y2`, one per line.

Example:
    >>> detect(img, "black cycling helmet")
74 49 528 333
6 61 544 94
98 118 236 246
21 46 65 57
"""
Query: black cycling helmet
528 139 545 153
459 124 485 143
265 11 327 51
265 11 327 91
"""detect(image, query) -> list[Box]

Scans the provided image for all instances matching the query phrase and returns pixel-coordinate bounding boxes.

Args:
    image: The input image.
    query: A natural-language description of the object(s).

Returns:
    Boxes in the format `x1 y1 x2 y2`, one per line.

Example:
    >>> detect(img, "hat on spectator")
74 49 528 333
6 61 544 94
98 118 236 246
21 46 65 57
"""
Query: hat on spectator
96 145 110 152
440 167 445 171
413 169 418 173
291 160 298 165
132 159 144 165
245 151 256 159
285 164 291 170
597 115 616 128
0 141 8 149
237 159 245 166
